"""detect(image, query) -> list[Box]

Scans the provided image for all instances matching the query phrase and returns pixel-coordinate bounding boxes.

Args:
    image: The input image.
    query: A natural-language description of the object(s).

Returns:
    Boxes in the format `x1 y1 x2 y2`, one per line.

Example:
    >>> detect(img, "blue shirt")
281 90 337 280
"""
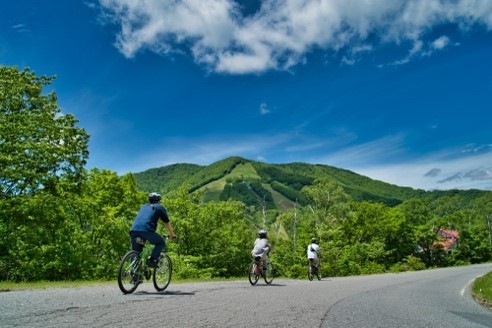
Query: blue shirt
131 203 169 232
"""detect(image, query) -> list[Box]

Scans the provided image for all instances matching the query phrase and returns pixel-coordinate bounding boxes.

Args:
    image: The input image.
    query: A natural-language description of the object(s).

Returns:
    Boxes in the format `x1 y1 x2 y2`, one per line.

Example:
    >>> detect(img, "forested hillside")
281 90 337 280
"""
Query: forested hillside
133 156 460 209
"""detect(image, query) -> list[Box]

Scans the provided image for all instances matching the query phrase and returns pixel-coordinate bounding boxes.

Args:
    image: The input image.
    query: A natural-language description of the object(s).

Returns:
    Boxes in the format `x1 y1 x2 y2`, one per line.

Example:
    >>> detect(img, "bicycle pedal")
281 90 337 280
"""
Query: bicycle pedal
133 275 143 285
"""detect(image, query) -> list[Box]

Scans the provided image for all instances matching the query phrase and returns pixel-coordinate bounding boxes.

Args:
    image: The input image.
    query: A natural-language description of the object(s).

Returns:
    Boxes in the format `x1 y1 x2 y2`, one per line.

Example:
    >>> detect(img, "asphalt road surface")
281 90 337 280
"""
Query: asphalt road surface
1 263 491 327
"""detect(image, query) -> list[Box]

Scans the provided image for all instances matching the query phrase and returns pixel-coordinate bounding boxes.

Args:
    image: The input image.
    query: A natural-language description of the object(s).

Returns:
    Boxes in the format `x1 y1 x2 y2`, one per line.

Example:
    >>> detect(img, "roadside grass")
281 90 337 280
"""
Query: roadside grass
0 277 243 292
472 270 492 309
0 280 115 292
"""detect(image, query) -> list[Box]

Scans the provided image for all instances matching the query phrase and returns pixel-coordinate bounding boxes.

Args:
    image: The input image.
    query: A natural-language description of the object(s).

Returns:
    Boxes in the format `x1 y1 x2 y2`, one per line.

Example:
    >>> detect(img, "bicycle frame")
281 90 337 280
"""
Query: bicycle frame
117 235 172 294
248 257 274 285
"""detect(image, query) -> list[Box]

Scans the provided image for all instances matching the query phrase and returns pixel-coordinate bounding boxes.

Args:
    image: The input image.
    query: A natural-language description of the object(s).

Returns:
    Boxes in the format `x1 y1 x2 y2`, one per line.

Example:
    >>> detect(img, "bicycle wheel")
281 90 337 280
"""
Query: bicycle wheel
153 253 172 291
316 265 321 280
263 261 274 284
118 250 141 294
308 266 314 281
248 261 259 285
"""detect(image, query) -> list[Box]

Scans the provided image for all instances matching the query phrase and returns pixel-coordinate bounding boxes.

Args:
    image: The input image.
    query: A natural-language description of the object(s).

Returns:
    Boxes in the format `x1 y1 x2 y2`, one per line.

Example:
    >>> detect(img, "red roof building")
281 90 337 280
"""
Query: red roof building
435 229 460 252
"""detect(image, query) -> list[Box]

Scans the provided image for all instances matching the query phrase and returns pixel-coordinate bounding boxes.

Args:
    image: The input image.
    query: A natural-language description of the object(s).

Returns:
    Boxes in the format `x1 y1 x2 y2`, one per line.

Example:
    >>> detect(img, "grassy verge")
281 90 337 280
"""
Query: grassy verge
0 280 114 292
0 277 244 292
472 270 492 309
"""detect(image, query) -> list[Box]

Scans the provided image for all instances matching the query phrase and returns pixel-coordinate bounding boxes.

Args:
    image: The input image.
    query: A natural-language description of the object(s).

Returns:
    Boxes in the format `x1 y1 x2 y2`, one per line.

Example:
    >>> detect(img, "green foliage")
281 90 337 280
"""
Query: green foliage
328 242 388 276
2 67 492 282
133 163 202 194
253 161 423 206
0 167 142 281
187 157 246 192
271 181 308 205
404 256 427 271
220 179 275 209
253 163 314 189
171 255 214 280
2 163 492 281
164 187 253 278
389 255 426 272
133 157 436 210
0 66 89 198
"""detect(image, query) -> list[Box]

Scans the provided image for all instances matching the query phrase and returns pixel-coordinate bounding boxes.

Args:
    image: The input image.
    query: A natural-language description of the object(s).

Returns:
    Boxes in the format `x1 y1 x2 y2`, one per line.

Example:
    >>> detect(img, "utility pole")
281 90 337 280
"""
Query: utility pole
487 213 492 246
293 200 298 252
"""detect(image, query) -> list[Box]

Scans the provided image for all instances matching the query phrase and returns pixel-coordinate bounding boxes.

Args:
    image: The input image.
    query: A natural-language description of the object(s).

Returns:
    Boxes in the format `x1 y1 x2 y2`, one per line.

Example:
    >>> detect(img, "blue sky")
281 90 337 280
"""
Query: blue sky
1 0 491 191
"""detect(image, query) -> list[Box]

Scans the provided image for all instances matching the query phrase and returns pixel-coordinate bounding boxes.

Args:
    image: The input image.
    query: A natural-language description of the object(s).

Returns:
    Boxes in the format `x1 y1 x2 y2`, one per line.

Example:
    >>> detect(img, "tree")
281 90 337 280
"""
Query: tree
0 66 89 198
301 179 351 237
473 193 492 247
0 169 143 281
0 66 90 281
164 186 253 278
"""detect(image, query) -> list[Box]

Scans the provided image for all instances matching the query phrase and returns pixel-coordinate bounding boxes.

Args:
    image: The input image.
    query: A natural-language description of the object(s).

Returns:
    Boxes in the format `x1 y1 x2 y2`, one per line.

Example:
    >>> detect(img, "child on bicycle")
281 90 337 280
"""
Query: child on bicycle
251 229 271 273
130 192 177 268
307 237 321 270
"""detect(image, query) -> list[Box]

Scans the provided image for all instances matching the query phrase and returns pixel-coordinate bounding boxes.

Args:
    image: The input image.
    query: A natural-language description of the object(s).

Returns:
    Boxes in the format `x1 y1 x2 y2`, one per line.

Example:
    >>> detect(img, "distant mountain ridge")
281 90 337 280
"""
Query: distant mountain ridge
132 156 484 209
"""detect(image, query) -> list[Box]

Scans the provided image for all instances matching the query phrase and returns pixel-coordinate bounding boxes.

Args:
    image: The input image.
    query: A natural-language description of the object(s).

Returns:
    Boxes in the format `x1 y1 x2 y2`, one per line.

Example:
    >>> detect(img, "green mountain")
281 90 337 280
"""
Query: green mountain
131 156 482 209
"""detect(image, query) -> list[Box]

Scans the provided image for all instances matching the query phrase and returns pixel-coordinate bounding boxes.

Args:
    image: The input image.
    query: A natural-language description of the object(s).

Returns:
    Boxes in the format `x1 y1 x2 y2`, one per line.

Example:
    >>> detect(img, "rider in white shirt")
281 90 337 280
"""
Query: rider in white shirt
307 237 320 269
252 229 271 270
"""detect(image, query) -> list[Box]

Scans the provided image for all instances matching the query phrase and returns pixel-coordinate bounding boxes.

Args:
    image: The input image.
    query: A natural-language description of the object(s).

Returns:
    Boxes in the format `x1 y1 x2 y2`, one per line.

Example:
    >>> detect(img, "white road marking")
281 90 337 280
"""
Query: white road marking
461 278 475 297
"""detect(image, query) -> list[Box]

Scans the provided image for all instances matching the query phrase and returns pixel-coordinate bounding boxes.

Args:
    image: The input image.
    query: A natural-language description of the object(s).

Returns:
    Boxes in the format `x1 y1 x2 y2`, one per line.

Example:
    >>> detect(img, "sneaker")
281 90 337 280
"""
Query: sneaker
146 257 159 268
144 267 151 280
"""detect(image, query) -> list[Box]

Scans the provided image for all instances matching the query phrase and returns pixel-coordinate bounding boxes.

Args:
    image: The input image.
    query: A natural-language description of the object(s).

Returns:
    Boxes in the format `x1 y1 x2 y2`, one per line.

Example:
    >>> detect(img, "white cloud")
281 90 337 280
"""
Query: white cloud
431 35 450 50
387 39 424 66
424 168 441 178
311 134 408 168
12 24 30 33
98 0 492 74
260 102 270 115
349 147 492 191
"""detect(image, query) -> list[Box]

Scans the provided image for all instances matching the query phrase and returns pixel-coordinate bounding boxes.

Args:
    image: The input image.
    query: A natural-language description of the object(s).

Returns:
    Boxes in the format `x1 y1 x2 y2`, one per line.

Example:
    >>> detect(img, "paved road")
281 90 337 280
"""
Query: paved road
1 263 491 327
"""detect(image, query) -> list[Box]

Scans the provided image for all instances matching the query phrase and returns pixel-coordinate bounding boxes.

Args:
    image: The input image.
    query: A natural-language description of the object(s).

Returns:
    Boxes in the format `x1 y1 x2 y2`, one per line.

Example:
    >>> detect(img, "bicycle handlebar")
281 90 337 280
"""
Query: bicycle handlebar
163 234 177 240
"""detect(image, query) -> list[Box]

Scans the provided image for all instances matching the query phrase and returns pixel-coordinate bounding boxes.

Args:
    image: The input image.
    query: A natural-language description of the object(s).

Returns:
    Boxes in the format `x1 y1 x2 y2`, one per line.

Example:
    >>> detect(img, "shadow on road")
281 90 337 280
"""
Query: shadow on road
134 290 195 296
249 283 286 287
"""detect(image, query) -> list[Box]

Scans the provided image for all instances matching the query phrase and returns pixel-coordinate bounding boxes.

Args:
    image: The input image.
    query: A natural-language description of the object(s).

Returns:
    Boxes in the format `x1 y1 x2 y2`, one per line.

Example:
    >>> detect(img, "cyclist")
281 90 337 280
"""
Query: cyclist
251 229 272 273
307 237 321 271
130 192 177 268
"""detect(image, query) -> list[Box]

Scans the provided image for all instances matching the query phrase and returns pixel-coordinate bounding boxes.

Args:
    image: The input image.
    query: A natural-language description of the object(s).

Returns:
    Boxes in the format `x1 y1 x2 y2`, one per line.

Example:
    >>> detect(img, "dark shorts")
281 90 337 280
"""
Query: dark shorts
130 231 165 258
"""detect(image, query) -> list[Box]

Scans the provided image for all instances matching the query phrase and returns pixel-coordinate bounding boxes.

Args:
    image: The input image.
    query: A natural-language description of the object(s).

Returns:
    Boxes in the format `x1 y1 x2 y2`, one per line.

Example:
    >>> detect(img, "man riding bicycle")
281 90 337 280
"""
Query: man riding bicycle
130 192 177 268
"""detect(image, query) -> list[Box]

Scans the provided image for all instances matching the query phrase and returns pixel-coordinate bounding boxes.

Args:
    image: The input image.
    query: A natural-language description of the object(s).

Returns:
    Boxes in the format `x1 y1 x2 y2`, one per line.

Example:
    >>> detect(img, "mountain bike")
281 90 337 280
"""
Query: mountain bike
248 256 274 285
117 235 172 294
308 260 321 281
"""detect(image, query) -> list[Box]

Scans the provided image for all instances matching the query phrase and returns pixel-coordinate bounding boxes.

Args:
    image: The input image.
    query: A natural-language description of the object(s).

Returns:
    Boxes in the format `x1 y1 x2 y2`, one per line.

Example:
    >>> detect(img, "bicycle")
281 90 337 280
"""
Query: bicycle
248 256 274 285
117 235 172 294
308 260 321 281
